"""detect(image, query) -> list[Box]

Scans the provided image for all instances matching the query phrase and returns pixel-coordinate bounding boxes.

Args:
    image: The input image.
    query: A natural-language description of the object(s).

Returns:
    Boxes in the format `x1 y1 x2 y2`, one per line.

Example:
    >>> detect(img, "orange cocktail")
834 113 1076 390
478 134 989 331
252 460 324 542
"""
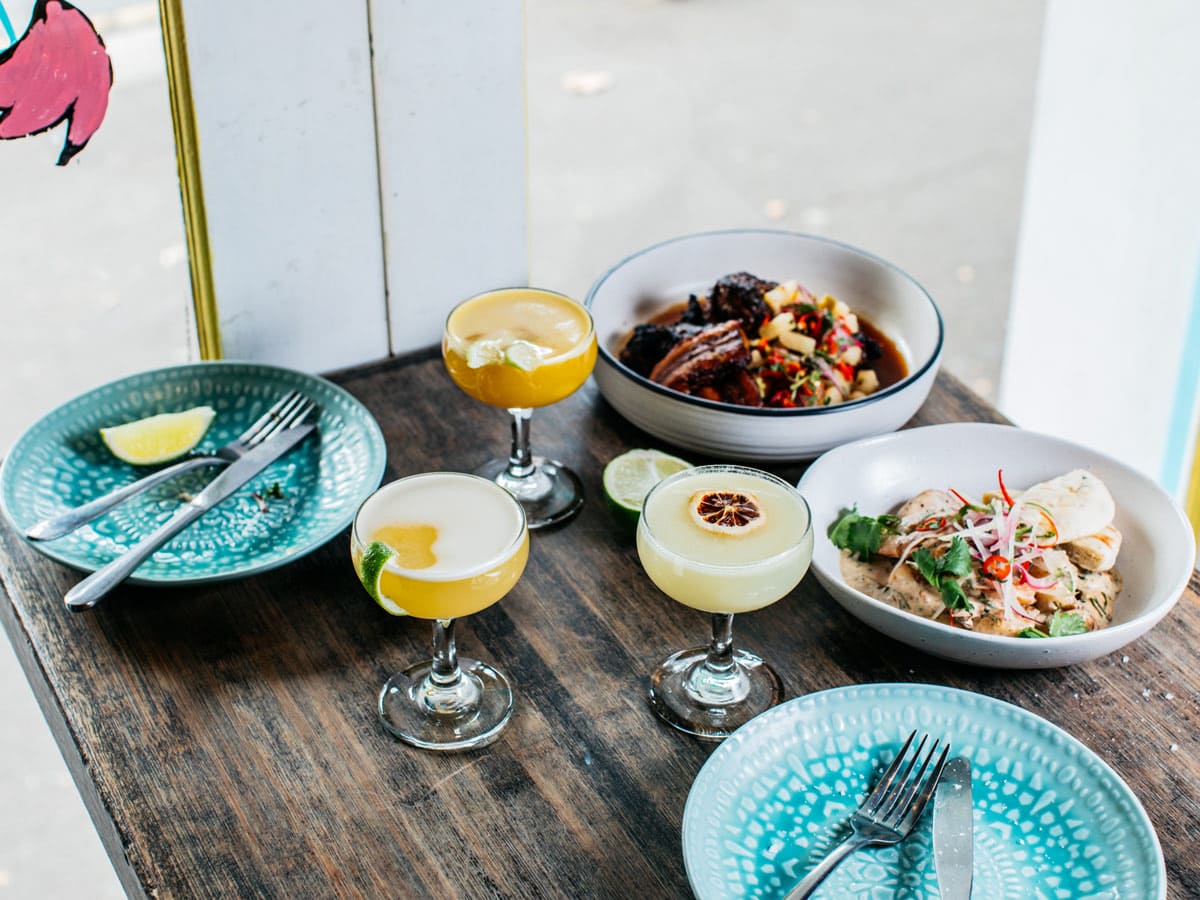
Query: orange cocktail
443 288 597 409
442 288 597 529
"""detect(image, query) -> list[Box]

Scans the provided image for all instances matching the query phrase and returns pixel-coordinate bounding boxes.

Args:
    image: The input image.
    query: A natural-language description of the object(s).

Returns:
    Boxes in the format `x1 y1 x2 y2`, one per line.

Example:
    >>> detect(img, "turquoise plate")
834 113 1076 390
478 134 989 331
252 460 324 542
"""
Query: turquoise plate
0 362 386 585
682 683 1164 899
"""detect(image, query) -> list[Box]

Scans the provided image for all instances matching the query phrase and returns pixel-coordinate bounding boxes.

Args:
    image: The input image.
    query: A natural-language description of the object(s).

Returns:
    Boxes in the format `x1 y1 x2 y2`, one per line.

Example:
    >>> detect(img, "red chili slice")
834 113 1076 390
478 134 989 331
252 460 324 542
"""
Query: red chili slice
982 554 1011 580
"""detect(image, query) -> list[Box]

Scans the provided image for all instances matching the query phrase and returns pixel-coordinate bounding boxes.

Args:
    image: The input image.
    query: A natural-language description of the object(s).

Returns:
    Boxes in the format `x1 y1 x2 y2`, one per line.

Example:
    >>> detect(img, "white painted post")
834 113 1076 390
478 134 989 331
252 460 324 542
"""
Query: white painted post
368 1 528 356
179 0 388 372
1001 0 1200 504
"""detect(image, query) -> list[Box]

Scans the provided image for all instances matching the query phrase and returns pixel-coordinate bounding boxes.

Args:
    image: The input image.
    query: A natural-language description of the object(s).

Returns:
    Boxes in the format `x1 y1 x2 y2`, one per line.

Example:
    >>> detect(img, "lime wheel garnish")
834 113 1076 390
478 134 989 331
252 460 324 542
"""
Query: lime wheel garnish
689 490 765 534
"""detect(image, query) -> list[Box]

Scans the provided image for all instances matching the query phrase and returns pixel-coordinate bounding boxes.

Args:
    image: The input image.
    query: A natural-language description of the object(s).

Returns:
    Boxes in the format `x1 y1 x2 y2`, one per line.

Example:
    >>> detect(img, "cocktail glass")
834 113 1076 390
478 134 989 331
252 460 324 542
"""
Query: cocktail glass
637 465 813 740
351 472 529 751
442 288 598 529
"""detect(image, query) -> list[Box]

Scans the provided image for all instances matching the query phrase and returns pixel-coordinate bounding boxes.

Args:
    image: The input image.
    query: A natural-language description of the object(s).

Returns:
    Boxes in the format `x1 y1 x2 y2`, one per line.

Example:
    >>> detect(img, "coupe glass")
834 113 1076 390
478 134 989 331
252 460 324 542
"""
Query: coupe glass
637 465 813 740
442 287 598 529
351 472 529 751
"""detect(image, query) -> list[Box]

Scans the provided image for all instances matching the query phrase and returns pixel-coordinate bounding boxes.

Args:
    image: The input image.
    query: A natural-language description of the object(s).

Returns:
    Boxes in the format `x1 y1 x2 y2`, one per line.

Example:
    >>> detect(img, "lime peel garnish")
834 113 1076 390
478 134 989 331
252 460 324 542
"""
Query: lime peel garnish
358 540 408 616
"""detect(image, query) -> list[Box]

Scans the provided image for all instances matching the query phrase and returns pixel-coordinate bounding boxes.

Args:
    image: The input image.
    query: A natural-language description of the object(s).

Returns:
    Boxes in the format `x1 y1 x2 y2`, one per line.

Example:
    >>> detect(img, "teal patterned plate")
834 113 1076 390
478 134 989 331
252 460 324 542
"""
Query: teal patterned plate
682 683 1164 899
0 362 386 585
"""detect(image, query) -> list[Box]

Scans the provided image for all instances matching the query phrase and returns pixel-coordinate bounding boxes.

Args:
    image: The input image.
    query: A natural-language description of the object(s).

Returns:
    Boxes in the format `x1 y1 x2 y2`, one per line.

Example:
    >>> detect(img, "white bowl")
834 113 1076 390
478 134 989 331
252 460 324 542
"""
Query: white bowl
798 423 1196 668
585 230 943 460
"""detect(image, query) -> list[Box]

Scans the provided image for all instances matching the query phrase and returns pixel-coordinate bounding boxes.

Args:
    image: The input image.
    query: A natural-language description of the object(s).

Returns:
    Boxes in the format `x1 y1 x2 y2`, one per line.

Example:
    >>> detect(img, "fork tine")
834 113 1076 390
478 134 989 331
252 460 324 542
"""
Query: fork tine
861 730 917 814
240 390 301 444
251 393 309 444
881 738 946 827
893 742 951 833
864 731 924 816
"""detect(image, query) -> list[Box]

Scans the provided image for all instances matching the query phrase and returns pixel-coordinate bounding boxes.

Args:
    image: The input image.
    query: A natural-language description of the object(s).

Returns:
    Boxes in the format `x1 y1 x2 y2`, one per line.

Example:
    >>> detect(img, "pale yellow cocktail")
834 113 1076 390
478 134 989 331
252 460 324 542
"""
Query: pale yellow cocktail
637 470 814 614
637 465 813 741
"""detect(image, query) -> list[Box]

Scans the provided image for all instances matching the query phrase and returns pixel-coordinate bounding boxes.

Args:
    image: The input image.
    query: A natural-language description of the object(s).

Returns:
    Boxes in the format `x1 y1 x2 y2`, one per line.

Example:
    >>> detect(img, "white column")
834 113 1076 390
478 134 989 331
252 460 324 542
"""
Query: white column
369 0 528 356
181 0 389 372
1001 0 1200 501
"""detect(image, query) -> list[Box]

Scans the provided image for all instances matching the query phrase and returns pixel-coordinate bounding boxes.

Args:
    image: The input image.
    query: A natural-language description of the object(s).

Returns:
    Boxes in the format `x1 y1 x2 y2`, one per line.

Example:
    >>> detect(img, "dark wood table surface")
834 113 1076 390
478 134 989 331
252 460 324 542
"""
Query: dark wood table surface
2 354 1198 899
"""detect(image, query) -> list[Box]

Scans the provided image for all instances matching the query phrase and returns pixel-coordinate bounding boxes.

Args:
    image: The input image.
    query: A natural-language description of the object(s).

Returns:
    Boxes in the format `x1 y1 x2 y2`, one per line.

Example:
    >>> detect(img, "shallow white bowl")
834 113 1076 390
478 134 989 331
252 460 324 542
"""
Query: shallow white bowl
798 423 1196 668
585 230 943 460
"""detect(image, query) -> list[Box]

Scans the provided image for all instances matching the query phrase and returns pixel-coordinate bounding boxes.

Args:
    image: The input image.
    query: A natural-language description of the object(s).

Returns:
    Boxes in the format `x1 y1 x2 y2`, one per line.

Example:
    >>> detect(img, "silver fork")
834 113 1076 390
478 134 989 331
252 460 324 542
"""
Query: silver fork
784 730 950 900
26 390 313 541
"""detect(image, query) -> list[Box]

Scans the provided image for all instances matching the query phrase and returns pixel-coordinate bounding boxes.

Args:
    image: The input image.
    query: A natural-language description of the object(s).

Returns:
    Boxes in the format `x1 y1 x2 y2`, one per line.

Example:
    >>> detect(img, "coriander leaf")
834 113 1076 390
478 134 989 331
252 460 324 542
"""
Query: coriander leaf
876 514 902 533
912 547 940 588
939 578 970 611
939 537 972 578
1048 611 1088 637
828 508 884 560
1016 627 1048 639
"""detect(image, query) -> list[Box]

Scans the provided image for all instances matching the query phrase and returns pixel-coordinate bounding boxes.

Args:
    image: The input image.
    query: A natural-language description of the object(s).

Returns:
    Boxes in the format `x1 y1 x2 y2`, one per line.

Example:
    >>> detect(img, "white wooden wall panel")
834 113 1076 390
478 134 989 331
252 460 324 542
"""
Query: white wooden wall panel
181 0 388 372
369 1 528 355
1001 0 1200 495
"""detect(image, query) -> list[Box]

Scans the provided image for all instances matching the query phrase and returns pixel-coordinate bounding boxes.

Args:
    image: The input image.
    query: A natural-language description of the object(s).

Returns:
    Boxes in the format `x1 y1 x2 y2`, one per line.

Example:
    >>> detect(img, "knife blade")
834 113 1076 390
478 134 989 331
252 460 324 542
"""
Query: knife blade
933 756 974 899
64 422 316 610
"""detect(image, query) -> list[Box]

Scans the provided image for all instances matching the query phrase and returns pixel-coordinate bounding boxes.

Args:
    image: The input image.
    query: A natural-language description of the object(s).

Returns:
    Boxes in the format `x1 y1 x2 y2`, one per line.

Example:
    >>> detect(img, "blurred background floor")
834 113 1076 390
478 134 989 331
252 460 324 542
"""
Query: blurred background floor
0 0 1044 895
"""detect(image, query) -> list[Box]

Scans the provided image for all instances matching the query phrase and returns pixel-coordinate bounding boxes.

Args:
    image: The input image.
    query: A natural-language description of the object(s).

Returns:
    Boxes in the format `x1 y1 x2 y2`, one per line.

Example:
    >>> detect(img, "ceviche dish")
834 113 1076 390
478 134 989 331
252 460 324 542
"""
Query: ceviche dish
829 469 1122 638
618 272 906 409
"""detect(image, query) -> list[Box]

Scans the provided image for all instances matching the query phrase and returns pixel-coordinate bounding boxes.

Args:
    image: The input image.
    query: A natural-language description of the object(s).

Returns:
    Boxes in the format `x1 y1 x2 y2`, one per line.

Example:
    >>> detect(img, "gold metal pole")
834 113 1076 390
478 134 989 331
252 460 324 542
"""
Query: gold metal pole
158 0 222 360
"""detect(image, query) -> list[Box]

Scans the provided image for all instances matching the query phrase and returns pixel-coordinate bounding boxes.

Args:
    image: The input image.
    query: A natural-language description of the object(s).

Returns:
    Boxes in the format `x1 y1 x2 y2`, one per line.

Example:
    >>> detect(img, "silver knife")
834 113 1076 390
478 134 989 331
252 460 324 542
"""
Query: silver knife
933 756 974 899
64 422 316 610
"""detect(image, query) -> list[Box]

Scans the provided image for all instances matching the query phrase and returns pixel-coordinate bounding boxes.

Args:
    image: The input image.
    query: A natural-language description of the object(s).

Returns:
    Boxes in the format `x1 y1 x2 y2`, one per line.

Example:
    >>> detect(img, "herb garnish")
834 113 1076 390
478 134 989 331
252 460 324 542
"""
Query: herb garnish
912 537 973 610
1016 611 1088 639
828 507 899 560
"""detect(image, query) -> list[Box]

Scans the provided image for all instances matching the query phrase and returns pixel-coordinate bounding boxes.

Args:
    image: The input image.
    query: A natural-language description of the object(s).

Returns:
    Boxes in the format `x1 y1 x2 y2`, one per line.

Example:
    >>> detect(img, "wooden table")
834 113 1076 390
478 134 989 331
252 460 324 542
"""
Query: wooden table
2 354 1198 899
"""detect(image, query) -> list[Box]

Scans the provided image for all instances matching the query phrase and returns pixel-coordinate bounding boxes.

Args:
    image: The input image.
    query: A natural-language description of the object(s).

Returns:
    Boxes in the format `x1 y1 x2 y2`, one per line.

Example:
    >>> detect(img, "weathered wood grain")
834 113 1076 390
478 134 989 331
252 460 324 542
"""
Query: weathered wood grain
1 357 1197 899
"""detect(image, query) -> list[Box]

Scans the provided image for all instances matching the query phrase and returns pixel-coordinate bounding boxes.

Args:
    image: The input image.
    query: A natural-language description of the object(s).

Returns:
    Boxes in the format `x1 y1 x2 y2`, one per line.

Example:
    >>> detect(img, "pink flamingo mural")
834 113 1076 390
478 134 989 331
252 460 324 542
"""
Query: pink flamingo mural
0 0 112 165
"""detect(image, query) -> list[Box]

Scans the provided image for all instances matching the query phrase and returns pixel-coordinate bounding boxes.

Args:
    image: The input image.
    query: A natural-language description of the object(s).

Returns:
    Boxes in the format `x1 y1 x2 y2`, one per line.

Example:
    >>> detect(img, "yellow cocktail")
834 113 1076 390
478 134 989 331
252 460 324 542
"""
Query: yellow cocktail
352 472 528 751
443 288 597 409
442 288 597 529
637 465 813 740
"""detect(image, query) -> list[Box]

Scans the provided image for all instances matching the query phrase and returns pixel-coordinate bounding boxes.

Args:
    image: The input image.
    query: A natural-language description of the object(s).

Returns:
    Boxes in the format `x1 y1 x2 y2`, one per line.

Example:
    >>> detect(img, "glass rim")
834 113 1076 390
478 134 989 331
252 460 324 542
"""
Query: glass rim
442 286 596 362
352 471 528 581
637 464 814 570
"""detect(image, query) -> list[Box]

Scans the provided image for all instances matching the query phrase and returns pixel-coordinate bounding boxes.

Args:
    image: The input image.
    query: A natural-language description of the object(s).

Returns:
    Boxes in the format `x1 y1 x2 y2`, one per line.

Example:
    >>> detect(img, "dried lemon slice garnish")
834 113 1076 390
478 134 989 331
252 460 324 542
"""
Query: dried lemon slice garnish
688 490 765 534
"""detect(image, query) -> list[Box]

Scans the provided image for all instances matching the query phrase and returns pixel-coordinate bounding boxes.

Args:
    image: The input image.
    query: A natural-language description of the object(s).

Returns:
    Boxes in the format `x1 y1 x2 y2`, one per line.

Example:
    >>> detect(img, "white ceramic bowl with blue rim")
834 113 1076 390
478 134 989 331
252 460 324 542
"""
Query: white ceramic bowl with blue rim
682 683 1165 899
797 423 1196 668
585 230 943 461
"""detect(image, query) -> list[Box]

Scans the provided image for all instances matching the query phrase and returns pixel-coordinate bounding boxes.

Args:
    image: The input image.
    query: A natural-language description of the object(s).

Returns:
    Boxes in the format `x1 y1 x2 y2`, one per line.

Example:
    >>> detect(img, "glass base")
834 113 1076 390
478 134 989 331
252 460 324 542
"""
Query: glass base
476 456 584 529
378 657 514 751
648 646 783 741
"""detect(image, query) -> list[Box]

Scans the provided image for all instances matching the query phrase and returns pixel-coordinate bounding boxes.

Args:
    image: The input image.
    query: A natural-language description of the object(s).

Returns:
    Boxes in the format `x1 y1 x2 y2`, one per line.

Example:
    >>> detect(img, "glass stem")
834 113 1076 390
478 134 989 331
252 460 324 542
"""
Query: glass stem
429 618 462 687
420 618 481 715
683 612 750 706
705 612 737 676
506 408 535 479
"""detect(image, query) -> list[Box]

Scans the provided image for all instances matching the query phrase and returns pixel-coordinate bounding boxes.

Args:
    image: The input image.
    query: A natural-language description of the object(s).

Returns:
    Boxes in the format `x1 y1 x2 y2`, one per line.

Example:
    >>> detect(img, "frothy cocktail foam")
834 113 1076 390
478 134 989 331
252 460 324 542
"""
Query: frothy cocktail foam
357 473 525 580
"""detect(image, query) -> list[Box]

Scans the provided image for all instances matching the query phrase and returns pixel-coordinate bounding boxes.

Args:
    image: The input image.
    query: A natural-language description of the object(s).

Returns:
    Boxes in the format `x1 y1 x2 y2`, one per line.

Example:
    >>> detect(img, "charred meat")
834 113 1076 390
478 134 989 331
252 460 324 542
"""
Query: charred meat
648 321 749 394
709 272 776 337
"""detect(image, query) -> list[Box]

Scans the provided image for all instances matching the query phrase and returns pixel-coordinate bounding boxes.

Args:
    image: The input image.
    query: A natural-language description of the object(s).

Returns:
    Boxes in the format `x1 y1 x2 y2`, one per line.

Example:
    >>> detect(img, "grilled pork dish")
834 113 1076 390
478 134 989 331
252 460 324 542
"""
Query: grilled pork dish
618 272 906 409
831 469 1121 638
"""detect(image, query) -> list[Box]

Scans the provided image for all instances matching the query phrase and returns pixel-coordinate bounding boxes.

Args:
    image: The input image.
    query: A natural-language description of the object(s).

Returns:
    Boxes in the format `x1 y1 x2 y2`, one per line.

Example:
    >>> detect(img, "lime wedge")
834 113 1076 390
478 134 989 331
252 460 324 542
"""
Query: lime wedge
357 540 409 616
99 406 216 466
465 340 504 369
503 340 544 372
602 449 693 526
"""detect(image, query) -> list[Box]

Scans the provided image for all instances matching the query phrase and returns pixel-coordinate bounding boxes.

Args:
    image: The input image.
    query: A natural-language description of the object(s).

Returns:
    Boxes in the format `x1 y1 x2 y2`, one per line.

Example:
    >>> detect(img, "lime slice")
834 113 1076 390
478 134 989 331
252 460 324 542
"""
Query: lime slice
99 406 216 466
465 340 504 369
503 340 544 372
602 449 693 526
357 540 409 616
